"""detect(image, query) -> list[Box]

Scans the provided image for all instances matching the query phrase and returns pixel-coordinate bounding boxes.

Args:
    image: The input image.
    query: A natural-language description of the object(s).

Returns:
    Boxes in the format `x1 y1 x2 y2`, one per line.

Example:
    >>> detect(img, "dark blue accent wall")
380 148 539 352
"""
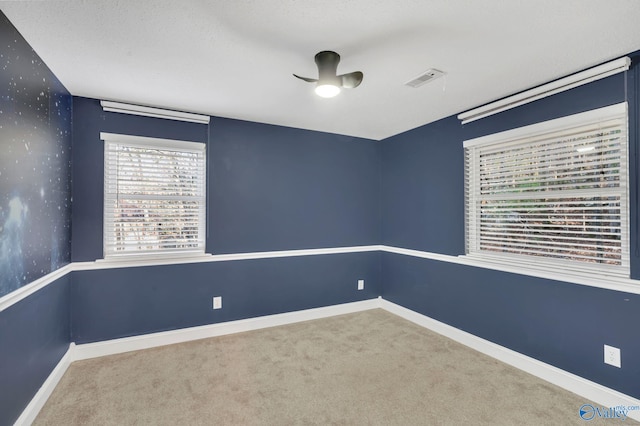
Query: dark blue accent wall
72 252 380 343
381 116 465 255
71 96 209 262
381 253 640 398
209 117 380 253
380 58 640 398
72 101 379 260
0 11 73 426
381 73 629 255
2 6 640 422
70 99 381 343
0 276 71 426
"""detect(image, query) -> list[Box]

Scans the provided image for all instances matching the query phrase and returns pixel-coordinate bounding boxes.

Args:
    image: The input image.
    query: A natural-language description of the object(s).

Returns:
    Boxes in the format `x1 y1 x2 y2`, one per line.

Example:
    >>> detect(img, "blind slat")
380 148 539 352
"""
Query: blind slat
104 137 206 257
465 103 629 273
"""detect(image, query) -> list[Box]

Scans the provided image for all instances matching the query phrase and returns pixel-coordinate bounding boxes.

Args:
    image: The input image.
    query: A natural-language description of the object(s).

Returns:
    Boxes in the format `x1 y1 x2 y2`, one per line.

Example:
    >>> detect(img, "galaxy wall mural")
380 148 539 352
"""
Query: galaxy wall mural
0 12 72 298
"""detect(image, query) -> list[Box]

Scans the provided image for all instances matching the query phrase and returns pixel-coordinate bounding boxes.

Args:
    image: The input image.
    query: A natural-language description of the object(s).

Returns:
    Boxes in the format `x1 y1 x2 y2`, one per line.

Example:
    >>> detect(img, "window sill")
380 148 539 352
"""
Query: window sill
378 246 640 295
90 253 213 270
458 254 638 295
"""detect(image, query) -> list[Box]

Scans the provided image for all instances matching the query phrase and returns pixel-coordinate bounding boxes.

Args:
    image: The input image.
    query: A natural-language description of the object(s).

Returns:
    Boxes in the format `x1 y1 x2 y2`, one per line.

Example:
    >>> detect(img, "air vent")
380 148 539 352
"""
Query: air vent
405 69 445 88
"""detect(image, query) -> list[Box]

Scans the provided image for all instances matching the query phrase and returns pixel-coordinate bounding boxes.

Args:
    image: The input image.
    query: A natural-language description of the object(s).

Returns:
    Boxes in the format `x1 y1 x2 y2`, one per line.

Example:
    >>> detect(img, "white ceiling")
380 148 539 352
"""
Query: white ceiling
2 1 640 140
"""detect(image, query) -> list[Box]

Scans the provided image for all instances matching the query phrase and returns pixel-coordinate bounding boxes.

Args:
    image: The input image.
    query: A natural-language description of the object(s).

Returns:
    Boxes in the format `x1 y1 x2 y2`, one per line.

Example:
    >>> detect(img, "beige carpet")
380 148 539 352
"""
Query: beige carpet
34 309 634 425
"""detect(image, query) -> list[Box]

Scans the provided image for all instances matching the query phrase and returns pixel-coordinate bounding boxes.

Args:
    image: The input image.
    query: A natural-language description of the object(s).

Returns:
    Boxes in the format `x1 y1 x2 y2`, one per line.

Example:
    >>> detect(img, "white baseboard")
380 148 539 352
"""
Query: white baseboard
379 299 640 422
17 299 379 424
18 298 640 424
73 299 381 361
14 344 74 426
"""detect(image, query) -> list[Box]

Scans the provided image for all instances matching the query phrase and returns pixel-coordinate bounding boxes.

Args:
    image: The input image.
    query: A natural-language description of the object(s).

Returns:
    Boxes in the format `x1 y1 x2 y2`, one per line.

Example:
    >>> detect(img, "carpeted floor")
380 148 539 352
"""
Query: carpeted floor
34 309 635 425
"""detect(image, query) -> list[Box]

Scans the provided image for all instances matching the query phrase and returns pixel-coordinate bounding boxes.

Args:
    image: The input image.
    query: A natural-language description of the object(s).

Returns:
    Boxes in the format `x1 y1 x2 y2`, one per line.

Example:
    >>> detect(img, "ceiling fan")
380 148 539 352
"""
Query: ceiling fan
294 51 363 98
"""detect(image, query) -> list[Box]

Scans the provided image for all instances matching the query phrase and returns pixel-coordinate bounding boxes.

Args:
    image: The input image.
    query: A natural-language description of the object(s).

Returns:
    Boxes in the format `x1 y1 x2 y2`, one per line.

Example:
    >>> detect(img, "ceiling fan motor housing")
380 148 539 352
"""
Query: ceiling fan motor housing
315 51 342 87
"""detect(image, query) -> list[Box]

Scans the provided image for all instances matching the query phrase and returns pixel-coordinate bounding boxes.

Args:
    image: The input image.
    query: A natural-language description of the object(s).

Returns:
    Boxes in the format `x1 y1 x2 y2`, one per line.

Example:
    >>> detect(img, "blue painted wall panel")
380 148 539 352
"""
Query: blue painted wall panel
381 72 630 256
379 56 640 399
0 11 72 426
70 98 382 348
72 103 380 260
72 252 380 343
3 6 639 423
381 116 465 255
209 117 380 253
381 252 640 398
71 96 209 262
0 275 70 426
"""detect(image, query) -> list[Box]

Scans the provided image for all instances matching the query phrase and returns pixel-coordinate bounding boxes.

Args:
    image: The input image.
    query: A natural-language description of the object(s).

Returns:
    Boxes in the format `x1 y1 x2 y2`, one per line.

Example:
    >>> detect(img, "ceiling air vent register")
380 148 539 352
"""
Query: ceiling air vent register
405 69 446 88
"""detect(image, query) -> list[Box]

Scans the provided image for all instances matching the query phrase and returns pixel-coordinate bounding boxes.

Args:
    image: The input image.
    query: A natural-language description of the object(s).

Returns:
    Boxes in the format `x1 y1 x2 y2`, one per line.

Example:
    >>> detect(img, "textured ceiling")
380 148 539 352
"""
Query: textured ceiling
2 1 640 140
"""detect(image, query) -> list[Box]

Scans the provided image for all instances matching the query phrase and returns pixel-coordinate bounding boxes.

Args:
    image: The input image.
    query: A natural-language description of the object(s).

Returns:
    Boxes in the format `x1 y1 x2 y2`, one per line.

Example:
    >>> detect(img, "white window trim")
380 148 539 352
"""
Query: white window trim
463 102 630 278
463 102 628 148
101 132 207 261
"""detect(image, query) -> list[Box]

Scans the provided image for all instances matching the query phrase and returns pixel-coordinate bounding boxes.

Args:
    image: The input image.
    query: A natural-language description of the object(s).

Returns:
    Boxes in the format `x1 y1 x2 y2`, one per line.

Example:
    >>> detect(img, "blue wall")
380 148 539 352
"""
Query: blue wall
70 99 381 342
71 96 209 262
72 252 380 343
380 116 464 255
0 275 70 425
2 6 640 423
0 11 73 425
380 57 640 398
209 117 380 253
381 253 640 398
381 71 629 255
72 99 379 260
1 15 381 421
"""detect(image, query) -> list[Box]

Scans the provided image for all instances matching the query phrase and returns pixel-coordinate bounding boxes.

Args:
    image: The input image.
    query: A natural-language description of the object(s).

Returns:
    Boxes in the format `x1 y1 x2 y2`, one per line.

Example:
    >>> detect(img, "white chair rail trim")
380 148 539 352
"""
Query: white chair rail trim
3 244 639 313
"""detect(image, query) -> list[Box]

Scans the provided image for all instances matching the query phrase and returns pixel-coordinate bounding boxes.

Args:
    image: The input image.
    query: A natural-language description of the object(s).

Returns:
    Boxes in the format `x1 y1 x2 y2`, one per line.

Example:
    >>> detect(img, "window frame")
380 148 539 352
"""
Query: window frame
101 132 207 261
463 102 630 278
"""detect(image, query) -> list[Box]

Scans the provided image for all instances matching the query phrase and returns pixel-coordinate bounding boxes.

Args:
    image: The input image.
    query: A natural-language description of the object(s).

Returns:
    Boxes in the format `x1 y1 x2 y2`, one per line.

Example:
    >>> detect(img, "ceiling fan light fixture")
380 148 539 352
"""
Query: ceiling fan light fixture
294 50 363 98
315 83 341 98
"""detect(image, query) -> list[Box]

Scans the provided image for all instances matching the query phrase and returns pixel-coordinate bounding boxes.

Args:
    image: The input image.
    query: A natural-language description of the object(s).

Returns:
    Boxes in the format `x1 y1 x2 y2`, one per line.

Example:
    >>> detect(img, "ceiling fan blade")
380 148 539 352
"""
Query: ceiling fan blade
293 74 318 83
339 71 363 89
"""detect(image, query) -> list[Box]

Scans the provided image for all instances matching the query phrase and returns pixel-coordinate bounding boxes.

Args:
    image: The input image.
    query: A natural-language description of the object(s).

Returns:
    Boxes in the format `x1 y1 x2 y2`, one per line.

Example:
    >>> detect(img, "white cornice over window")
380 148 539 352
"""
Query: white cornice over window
101 100 210 124
458 57 631 124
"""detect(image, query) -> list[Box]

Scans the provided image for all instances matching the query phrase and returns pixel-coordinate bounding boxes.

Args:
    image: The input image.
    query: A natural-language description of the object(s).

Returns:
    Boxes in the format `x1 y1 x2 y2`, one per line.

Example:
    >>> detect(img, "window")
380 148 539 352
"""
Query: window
464 103 629 277
102 133 206 259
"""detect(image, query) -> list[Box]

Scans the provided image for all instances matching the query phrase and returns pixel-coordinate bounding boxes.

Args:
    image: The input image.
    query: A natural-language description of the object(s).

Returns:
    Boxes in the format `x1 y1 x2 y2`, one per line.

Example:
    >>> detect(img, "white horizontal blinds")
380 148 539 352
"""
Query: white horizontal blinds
465 103 629 275
104 136 206 257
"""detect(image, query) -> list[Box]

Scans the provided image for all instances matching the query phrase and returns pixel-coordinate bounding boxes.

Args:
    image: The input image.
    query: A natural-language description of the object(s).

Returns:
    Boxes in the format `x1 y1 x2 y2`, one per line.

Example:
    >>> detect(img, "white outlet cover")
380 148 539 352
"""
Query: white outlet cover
357 279 364 290
213 296 222 310
604 344 621 368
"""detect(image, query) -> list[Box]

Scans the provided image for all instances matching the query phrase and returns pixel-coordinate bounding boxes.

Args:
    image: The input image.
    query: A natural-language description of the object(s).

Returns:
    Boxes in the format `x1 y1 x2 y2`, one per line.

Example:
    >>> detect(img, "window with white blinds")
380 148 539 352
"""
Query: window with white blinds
102 133 206 259
464 103 629 277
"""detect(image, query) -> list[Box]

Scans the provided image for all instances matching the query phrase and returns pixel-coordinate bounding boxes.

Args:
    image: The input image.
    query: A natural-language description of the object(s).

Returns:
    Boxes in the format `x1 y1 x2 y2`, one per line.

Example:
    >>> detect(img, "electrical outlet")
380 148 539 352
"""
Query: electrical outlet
213 296 222 310
604 344 621 368
357 279 364 290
